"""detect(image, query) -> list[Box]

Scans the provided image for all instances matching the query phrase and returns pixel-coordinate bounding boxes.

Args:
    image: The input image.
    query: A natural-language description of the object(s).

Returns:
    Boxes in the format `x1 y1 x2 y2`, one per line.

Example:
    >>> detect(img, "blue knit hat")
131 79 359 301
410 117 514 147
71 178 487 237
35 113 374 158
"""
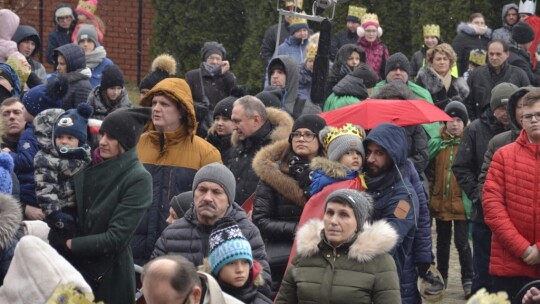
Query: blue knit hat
208 217 253 276
54 103 93 146
0 152 14 194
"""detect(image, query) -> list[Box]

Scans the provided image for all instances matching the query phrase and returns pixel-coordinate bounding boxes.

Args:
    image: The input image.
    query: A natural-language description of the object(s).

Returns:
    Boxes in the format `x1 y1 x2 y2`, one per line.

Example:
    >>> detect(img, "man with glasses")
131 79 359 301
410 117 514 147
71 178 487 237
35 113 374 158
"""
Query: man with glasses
453 83 519 295
142 255 243 304
483 89 540 301
226 95 293 206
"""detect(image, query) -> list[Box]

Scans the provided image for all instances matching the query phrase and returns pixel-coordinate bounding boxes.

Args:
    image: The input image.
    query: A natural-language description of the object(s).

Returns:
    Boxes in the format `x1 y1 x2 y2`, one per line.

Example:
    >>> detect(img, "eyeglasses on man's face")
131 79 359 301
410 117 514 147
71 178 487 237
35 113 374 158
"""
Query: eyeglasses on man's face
522 112 540 122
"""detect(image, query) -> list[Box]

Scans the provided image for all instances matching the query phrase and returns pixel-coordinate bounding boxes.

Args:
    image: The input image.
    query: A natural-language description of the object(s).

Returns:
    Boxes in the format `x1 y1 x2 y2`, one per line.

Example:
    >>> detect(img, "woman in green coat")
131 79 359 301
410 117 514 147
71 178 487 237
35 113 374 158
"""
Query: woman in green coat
66 108 152 304
276 189 401 304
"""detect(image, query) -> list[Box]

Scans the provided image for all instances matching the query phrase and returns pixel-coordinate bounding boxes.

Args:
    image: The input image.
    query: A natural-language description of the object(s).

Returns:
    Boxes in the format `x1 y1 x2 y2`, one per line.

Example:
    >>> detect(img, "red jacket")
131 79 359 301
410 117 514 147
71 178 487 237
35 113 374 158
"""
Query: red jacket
524 14 540 69
483 129 540 278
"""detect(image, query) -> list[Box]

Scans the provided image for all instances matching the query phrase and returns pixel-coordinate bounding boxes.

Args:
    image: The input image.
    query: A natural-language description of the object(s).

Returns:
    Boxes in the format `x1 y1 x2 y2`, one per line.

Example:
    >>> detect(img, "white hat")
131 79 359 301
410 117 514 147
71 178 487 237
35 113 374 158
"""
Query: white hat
0 235 92 303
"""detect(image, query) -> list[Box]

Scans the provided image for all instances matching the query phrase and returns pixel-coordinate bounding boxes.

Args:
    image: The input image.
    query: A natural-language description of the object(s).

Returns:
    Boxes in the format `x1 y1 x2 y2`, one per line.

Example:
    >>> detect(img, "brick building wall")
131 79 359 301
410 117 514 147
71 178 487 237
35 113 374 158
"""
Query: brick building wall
6 0 155 83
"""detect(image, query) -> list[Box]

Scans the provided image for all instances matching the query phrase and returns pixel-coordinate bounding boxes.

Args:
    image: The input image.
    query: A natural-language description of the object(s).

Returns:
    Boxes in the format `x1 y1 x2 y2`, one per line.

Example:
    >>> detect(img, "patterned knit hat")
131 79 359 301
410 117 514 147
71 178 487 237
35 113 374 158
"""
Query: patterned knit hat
325 189 374 231
208 217 253 276
320 123 366 162
0 152 13 194
23 76 68 117
54 103 93 146
76 0 98 19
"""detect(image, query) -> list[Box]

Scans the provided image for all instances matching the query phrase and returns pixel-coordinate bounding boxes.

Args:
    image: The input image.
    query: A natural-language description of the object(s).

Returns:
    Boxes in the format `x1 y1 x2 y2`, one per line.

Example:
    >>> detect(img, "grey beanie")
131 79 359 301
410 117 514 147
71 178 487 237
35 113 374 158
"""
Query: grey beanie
170 191 193 219
327 134 365 162
200 41 226 61
490 83 518 111
77 24 99 47
192 163 236 204
385 52 411 77
444 101 468 124
325 189 374 231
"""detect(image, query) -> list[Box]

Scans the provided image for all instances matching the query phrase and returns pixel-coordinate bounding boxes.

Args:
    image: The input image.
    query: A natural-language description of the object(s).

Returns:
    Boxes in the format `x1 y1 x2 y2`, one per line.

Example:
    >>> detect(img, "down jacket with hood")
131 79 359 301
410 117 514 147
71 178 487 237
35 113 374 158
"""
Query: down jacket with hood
134 78 222 265
267 56 321 120
45 4 77 65
53 44 93 110
0 193 23 285
276 219 401 304
151 202 272 289
415 66 470 109
226 107 293 206
492 3 519 44
451 22 492 76
483 128 540 278
364 123 421 304
11 25 47 83
277 35 308 64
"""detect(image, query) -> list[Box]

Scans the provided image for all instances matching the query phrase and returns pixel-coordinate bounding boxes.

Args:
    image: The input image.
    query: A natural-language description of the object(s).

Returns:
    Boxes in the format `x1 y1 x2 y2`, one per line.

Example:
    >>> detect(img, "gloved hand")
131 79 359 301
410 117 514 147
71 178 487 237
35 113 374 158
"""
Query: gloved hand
289 156 312 191
417 263 431 278
48 227 72 259
48 211 77 234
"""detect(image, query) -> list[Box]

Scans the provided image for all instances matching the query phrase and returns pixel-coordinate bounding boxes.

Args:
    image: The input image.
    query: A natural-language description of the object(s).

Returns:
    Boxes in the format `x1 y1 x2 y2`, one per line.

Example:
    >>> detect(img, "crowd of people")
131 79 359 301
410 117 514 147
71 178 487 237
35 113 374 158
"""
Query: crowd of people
2 0 540 303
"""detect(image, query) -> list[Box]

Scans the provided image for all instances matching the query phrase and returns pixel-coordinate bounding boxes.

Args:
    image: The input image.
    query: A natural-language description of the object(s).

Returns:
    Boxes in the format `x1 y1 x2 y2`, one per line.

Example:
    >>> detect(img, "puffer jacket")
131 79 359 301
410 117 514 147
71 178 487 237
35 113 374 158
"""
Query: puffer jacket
464 62 529 122
277 36 308 64
429 127 466 221
226 107 293 205
324 44 365 100
415 67 470 109
276 219 400 304
451 22 492 76
323 68 368 111
452 108 507 224
9 124 39 207
151 202 272 287
0 193 23 285
483 129 540 278
87 85 133 121
492 3 519 44
205 124 233 166
54 44 93 110
134 78 222 265
364 123 420 304
358 37 388 80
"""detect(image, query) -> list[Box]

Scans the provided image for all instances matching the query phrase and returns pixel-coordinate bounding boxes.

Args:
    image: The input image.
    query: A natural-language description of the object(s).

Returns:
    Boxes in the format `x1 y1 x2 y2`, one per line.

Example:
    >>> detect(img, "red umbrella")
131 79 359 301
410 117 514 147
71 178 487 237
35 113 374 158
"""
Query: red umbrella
319 98 453 129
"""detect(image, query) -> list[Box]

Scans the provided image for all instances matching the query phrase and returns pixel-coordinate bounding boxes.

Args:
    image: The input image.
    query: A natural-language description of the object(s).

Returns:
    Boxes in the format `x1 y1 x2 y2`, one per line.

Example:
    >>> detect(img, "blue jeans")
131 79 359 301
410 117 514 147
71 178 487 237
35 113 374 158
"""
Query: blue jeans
471 222 493 293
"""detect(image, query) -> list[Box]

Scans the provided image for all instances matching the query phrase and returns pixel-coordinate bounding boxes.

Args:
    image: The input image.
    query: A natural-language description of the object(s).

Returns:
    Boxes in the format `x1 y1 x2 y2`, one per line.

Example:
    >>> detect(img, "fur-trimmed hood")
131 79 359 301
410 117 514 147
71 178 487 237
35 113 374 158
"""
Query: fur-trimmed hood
0 193 22 250
296 219 397 262
310 156 351 179
252 139 306 206
231 107 293 147
199 258 266 287
416 67 469 101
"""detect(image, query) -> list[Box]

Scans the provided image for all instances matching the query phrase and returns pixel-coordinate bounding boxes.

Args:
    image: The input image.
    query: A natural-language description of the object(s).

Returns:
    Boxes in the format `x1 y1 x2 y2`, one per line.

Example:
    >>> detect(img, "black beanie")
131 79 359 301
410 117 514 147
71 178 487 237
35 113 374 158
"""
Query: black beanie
256 86 282 109
213 97 236 120
385 52 411 77
100 107 151 150
139 54 177 92
170 190 192 219
351 64 378 89
290 114 327 143
100 64 124 91
444 101 469 124
200 41 226 62
512 22 535 44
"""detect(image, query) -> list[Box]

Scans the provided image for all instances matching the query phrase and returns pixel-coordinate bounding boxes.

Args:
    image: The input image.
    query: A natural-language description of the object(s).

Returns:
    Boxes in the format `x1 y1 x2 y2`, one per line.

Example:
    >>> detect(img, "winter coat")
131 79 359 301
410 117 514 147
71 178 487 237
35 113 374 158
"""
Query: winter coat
11 25 47 83
415 67 470 109
199 259 273 304
452 109 507 224
492 3 519 45
364 123 420 304
151 202 272 287
135 78 222 265
523 14 540 69
298 63 312 100
45 4 77 65
358 37 389 80
0 63 21 97
429 127 466 221
464 62 529 122
61 70 93 110
276 219 401 304
451 22 492 76
205 124 233 166
261 22 290 68
87 86 133 121
325 44 365 100
88 56 113 88
0 10 18 63
9 124 39 207
323 70 368 111
71 148 152 304
277 36 308 65
330 30 359 62
0 193 22 285
410 49 427 78
483 130 540 279
198 272 246 304
33 109 91 217
226 107 293 205
267 56 321 119
508 45 540 86
309 157 366 197
185 65 236 137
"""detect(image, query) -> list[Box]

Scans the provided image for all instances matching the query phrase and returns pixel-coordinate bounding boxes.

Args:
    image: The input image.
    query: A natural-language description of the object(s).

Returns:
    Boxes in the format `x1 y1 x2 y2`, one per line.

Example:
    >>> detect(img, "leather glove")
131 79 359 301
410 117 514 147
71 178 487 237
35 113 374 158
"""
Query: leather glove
48 228 73 259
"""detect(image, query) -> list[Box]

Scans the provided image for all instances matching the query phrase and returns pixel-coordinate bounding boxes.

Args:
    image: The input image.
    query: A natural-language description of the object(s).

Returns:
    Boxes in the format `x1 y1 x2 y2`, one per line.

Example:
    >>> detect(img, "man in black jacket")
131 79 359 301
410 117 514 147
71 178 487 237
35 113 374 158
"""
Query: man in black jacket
330 6 365 62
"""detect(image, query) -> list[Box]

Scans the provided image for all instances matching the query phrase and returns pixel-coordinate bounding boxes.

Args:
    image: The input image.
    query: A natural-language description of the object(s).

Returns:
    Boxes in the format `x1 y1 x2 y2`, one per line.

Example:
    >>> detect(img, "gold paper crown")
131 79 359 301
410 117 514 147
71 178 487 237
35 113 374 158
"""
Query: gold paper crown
289 16 308 26
348 6 367 20
285 0 303 9
306 43 318 60
322 123 366 149
423 24 440 38
361 13 379 26
469 49 487 66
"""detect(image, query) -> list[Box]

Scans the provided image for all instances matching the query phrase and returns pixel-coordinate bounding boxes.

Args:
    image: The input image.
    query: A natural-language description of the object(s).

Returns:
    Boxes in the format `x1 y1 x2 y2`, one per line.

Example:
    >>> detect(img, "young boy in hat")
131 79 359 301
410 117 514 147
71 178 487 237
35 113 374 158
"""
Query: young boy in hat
277 16 310 65
34 103 93 257
200 217 272 304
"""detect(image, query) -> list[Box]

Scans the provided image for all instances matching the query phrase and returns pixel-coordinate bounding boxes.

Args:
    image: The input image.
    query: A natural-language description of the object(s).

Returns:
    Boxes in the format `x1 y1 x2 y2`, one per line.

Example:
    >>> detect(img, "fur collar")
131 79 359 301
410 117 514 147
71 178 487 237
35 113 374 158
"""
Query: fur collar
417 67 469 101
231 107 293 147
310 156 350 179
0 194 22 250
252 140 306 206
296 219 397 263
